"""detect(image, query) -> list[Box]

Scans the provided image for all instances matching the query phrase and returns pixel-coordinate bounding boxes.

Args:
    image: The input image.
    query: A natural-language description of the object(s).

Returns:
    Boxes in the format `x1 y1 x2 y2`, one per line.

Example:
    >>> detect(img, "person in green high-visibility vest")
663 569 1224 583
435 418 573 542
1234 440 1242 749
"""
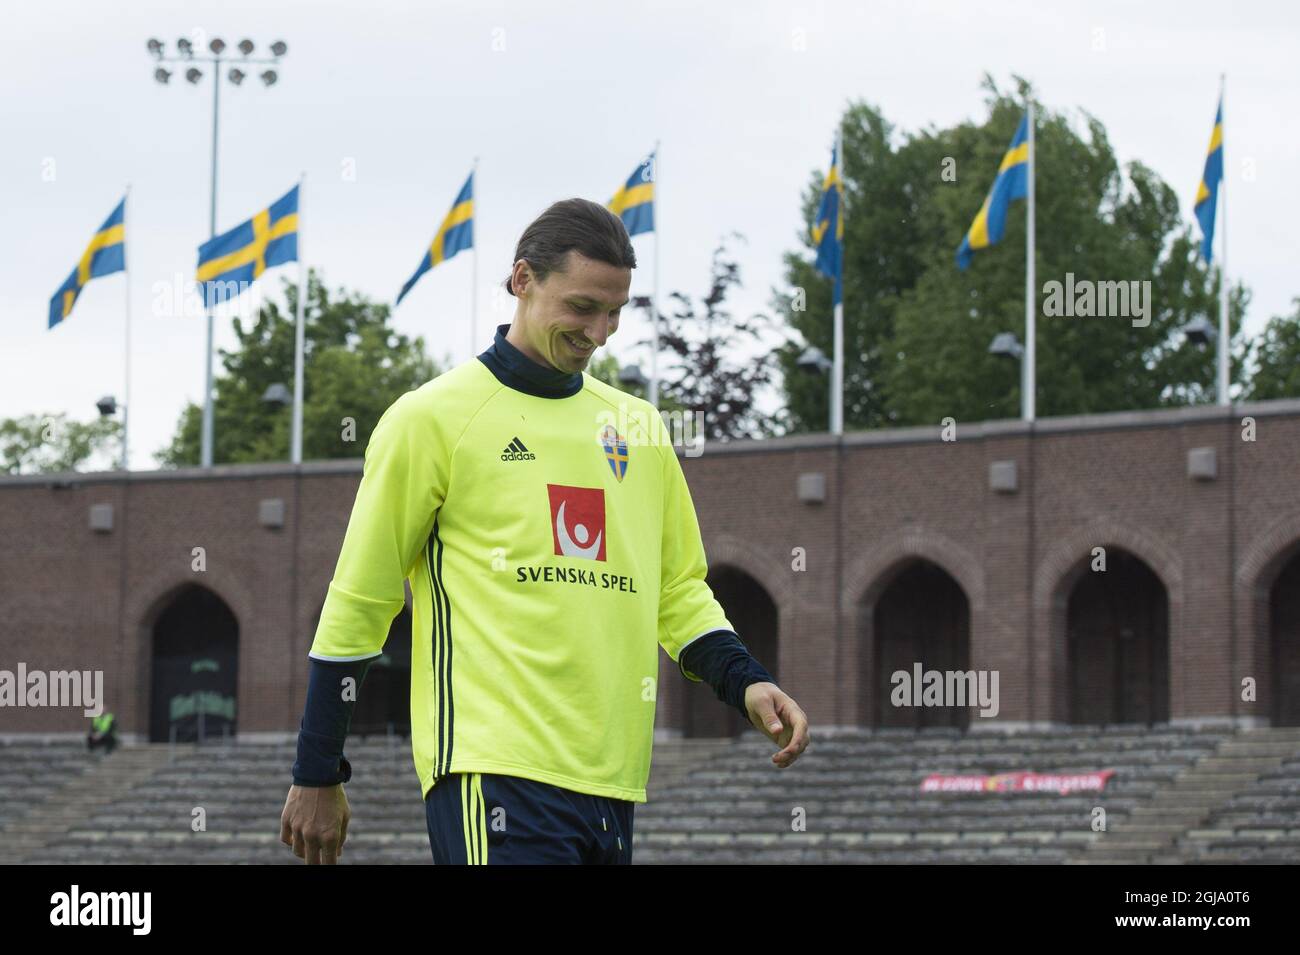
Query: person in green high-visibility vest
87 711 117 755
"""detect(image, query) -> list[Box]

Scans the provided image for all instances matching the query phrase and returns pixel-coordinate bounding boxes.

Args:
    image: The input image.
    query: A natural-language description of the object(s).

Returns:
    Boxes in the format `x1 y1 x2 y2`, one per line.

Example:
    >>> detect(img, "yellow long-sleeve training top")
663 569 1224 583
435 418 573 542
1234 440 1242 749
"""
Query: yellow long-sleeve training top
310 336 731 803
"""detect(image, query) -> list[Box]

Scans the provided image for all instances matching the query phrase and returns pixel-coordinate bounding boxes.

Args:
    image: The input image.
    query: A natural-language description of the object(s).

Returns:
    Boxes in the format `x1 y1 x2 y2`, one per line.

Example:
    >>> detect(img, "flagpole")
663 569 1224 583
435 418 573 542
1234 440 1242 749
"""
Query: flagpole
1024 100 1037 423
471 156 479 358
291 172 306 465
200 65 221 469
830 126 844 436
1217 74 1230 407
650 140 661 408
122 184 132 471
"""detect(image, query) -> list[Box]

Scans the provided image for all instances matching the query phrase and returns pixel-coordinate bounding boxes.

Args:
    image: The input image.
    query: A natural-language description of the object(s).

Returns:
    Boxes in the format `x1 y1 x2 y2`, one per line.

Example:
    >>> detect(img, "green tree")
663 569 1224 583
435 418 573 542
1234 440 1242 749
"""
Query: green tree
158 271 441 466
774 99 928 431
776 76 1248 430
586 353 646 402
588 341 689 418
0 413 121 474
656 235 779 440
1244 299 1300 400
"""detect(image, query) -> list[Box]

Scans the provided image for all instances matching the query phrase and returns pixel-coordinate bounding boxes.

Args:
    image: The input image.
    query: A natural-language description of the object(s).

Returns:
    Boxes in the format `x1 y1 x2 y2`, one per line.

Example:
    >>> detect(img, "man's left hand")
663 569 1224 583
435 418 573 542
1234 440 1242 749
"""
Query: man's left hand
743 682 809 768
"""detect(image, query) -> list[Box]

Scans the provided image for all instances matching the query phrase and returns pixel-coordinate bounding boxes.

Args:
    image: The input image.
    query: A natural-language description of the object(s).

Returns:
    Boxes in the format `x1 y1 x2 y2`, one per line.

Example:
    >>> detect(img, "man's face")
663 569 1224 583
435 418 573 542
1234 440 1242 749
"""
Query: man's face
510 250 631 374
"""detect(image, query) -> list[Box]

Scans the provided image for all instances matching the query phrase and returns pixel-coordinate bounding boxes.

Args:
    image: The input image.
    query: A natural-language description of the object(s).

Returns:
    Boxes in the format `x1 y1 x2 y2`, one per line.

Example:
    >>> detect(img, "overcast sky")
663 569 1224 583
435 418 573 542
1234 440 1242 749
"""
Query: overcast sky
3 0 1297 469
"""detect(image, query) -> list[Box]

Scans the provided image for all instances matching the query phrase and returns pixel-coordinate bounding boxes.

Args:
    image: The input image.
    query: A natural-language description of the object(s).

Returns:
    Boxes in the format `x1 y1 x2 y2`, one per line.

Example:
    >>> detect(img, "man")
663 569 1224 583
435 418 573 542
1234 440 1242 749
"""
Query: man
87 710 117 755
280 198 808 865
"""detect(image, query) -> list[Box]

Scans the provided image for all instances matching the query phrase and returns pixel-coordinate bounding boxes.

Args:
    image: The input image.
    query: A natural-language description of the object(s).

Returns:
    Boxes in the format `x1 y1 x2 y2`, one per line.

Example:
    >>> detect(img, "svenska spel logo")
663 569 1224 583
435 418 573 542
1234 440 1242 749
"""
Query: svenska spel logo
547 484 606 561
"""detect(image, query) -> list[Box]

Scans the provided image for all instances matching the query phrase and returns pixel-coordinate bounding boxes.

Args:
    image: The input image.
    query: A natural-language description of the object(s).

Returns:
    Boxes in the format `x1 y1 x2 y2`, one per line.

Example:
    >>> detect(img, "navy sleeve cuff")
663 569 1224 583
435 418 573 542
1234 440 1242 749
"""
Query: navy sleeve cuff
292 657 374 787
678 630 776 720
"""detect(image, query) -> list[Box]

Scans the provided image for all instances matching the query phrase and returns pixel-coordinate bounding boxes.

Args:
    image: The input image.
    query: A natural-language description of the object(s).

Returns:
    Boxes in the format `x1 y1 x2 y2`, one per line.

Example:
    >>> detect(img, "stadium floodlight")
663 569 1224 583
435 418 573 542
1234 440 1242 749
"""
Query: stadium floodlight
989 332 1024 359
1182 315 1217 347
262 383 292 407
145 32 291 467
95 396 119 417
618 364 649 389
797 345 832 374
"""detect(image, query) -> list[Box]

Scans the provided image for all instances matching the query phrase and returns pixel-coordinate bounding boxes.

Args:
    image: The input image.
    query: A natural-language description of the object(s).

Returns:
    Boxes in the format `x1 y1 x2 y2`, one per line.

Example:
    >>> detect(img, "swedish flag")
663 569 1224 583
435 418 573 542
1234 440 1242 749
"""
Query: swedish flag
396 172 474 306
812 142 844 305
956 114 1030 270
607 154 655 237
196 185 299 307
48 198 126 329
1194 98 1224 263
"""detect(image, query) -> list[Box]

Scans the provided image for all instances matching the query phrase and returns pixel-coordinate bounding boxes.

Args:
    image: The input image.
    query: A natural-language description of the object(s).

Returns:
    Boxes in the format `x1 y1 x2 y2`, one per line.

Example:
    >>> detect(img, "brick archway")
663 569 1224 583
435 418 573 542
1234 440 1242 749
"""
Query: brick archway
1032 520 1182 724
705 533 797 612
842 527 984 728
124 565 255 739
1236 510 1300 725
144 583 241 742
656 533 794 736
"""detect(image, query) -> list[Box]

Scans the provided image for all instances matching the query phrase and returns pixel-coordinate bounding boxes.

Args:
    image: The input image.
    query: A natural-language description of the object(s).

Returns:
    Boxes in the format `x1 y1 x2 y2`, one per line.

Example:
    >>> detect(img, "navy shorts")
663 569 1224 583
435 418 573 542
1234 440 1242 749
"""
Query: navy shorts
424 772 635 865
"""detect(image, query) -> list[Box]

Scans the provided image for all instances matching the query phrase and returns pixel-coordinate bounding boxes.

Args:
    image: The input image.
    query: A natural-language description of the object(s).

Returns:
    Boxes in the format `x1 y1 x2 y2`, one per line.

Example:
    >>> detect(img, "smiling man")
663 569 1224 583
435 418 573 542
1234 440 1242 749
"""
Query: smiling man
280 197 808 865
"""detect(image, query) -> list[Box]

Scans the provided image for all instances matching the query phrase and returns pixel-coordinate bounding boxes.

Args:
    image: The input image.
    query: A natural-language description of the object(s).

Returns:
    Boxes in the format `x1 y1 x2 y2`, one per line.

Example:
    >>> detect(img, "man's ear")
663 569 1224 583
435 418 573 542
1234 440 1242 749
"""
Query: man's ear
511 260 533 296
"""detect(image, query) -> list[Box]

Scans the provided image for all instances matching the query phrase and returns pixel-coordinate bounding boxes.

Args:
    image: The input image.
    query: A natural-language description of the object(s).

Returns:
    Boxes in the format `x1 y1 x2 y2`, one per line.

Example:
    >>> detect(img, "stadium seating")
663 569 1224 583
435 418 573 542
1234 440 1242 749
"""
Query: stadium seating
20 736 427 865
0 739 95 837
1166 728 1300 864
636 725 1235 864
3 725 1297 864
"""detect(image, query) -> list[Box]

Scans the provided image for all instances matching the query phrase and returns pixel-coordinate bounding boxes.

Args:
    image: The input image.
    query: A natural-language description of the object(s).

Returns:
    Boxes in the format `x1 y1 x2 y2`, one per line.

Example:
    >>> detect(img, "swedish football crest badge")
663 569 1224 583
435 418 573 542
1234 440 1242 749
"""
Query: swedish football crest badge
601 425 629 482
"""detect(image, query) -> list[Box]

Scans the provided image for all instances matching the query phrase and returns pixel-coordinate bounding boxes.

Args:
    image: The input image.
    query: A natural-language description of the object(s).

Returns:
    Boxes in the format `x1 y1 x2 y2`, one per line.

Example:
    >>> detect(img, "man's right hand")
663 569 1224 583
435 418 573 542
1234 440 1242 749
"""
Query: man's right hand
280 783 351 864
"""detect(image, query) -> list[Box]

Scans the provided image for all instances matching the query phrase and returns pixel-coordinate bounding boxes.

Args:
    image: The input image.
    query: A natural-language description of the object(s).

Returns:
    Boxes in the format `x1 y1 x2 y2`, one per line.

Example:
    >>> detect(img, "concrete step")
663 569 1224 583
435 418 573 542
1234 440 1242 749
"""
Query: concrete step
1217 741 1300 757
1192 757 1285 773
1127 806 1207 821
1107 824 1190 837
1139 791 1227 808
1241 728 1300 742
1081 833 1163 848
1171 773 1260 790
1074 730 1278 863
1140 729 1298 863
647 740 737 794
7 730 1290 865
0 745 172 864
1070 857 1146 865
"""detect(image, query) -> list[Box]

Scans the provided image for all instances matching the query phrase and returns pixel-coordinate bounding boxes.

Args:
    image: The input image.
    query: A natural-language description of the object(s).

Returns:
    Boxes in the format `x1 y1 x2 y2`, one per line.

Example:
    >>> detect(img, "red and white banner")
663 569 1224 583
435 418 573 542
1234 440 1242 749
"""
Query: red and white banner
920 770 1115 795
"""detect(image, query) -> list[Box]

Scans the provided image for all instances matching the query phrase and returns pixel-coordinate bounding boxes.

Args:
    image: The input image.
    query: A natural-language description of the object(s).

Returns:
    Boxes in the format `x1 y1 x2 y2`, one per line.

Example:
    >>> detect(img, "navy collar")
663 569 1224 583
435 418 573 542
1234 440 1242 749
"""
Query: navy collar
477 323 583 398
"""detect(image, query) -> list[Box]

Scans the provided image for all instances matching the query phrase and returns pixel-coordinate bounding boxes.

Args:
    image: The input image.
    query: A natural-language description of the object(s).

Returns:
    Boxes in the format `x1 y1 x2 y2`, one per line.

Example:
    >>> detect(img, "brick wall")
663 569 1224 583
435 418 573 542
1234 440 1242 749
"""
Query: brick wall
3 400 1299 736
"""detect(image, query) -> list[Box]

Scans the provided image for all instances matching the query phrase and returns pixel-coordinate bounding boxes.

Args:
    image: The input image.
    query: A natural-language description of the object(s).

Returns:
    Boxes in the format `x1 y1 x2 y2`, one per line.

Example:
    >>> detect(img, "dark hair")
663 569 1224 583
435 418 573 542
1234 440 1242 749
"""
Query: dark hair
503 198 636 296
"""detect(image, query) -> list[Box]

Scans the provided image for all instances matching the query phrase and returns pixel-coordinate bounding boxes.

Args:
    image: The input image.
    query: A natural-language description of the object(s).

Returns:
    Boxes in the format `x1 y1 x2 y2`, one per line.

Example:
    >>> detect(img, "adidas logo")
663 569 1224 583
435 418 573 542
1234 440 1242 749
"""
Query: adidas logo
501 437 536 462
